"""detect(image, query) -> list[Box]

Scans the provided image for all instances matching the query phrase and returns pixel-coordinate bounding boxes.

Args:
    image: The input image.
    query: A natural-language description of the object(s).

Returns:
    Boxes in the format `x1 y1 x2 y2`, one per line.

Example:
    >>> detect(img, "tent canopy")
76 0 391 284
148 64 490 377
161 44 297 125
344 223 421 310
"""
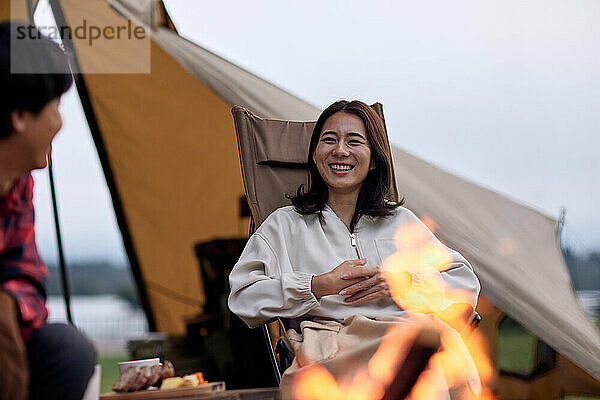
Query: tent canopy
7 0 597 394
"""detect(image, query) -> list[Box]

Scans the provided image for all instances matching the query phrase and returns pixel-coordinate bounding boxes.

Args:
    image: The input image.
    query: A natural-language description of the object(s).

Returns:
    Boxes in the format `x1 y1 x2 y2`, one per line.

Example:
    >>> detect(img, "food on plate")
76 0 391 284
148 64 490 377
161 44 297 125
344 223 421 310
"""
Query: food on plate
112 359 210 394
112 365 141 393
182 374 198 387
159 372 208 390
160 360 175 380
112 360 176 393
180 372 208 387
160 377 183 390
192 372 206 384
128 366 150 392
141 364 162 388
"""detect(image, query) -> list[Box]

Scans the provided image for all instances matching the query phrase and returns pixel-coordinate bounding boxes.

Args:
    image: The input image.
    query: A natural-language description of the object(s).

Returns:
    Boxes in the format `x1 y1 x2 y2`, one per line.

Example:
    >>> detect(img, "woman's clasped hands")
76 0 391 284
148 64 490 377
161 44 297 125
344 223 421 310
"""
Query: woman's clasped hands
311 259 391 305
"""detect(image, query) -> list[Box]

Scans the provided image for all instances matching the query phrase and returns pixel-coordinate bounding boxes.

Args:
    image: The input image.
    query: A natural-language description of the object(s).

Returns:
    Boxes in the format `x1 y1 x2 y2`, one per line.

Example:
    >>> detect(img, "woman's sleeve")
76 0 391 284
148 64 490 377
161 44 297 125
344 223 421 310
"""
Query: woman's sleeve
438 251 481 308
227 232 321 328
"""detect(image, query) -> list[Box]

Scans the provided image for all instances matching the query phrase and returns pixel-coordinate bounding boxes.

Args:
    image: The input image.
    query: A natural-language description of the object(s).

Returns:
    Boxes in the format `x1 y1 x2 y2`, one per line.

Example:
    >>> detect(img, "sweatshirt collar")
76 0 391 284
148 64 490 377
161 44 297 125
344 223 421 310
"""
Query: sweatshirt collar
323 203 365 233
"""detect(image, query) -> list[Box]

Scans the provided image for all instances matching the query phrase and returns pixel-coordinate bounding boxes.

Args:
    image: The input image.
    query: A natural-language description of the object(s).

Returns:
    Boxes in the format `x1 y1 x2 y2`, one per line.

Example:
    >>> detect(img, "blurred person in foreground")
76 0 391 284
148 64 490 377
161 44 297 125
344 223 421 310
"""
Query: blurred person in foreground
0 22 95 400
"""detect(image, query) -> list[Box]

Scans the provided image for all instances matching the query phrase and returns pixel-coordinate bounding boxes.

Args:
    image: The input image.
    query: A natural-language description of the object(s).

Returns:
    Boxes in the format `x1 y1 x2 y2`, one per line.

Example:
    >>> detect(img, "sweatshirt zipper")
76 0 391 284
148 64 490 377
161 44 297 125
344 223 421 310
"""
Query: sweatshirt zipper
350 232 361 259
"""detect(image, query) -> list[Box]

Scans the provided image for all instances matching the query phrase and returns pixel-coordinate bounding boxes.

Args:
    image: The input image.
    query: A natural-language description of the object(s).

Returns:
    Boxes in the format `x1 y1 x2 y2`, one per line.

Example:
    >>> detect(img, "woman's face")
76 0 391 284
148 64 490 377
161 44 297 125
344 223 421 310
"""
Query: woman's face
312 111 375 198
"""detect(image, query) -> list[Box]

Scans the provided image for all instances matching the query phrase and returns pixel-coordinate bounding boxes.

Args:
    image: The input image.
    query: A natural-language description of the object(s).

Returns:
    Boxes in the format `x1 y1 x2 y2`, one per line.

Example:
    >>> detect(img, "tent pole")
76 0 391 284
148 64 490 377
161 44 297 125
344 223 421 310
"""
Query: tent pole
48 0 157 331
48 151 73 324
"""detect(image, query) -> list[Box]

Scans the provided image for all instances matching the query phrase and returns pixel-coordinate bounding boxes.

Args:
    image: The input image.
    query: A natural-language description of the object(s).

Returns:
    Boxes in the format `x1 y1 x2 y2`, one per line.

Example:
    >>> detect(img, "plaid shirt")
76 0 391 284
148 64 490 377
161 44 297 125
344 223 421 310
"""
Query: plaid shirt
1 174 48 340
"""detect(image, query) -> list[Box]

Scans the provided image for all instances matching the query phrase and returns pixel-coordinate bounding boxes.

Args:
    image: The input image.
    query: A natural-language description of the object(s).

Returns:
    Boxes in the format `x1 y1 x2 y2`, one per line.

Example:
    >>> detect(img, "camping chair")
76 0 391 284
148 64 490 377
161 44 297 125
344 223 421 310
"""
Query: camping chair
231 104 480 385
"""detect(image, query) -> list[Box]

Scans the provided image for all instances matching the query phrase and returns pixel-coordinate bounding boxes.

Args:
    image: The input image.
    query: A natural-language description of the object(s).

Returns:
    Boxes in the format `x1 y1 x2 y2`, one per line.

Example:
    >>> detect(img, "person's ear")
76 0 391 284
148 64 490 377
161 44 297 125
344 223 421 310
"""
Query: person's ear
369 159 376 171
10 110 27 134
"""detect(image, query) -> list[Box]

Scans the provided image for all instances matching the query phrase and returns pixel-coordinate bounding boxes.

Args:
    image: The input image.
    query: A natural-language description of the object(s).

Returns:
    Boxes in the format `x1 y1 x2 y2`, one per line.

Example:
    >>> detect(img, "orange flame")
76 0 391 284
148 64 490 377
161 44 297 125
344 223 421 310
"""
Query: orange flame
294 221 495 400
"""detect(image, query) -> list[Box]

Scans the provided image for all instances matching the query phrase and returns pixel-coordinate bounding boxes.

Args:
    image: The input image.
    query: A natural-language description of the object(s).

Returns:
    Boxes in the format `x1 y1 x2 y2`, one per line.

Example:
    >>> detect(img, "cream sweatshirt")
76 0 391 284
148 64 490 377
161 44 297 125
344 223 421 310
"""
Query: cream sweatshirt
228 205 481 328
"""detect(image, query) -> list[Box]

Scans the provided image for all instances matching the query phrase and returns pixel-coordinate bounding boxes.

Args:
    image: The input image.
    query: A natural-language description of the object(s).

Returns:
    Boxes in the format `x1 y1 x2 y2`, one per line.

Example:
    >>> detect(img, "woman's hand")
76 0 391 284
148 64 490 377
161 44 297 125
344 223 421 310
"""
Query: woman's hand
338 265 391 305
311 259 368 299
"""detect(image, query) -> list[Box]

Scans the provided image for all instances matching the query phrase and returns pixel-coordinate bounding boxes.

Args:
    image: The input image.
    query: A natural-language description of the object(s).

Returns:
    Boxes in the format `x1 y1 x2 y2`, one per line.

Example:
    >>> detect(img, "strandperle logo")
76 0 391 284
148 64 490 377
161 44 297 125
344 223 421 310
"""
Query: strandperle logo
10 19 151 74
16 19 147 46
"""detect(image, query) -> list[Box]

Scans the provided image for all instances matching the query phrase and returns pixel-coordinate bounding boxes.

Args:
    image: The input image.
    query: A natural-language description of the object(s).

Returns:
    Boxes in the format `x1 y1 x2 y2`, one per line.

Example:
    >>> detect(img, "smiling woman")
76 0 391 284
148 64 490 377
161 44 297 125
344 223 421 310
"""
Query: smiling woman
288 100 400 232
313 112 375 207
228 100 481 398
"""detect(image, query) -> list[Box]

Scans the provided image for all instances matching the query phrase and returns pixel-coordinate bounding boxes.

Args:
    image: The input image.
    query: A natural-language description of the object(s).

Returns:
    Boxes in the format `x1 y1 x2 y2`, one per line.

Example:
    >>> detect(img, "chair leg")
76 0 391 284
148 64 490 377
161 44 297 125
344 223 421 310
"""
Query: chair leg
262 324 281 385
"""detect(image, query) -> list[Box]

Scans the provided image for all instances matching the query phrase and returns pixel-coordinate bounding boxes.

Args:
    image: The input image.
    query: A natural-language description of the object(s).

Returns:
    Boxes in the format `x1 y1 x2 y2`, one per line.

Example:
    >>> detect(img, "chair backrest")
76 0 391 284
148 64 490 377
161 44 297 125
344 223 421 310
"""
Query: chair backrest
232 103 398 229
232 103 397 384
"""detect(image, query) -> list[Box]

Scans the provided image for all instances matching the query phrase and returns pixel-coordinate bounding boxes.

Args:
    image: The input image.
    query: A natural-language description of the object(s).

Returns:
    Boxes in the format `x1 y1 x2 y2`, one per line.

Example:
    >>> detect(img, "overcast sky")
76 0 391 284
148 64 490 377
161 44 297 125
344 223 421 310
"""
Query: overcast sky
31 0 600 266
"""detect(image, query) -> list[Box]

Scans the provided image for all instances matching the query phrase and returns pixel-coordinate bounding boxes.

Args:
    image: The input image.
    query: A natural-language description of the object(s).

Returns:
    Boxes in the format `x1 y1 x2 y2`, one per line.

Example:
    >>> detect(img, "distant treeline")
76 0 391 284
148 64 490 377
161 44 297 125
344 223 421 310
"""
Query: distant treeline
563 248 600 291
45 262 139 306
44 247 599 306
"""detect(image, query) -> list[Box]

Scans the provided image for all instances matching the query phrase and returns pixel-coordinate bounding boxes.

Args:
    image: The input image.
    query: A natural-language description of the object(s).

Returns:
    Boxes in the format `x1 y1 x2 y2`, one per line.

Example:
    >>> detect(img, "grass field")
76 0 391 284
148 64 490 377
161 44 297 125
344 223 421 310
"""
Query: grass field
98 353 128 394
497 325 537 375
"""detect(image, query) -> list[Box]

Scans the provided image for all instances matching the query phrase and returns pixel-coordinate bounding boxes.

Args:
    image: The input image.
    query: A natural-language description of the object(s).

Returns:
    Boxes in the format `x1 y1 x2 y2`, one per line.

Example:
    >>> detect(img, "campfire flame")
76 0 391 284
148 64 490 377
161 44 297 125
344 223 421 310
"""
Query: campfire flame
294 221 495 400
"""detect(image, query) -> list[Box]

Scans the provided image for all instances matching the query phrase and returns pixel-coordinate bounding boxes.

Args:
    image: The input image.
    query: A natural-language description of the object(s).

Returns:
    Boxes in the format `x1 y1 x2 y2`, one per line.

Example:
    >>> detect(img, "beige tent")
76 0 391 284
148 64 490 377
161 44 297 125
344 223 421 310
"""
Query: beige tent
3 0 599 397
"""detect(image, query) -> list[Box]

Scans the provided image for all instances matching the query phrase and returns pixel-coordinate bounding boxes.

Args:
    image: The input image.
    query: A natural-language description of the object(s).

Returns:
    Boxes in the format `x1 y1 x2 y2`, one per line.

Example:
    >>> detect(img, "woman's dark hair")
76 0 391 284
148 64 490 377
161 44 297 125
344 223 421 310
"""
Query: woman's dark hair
288 100 403 230
0 22 73 138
